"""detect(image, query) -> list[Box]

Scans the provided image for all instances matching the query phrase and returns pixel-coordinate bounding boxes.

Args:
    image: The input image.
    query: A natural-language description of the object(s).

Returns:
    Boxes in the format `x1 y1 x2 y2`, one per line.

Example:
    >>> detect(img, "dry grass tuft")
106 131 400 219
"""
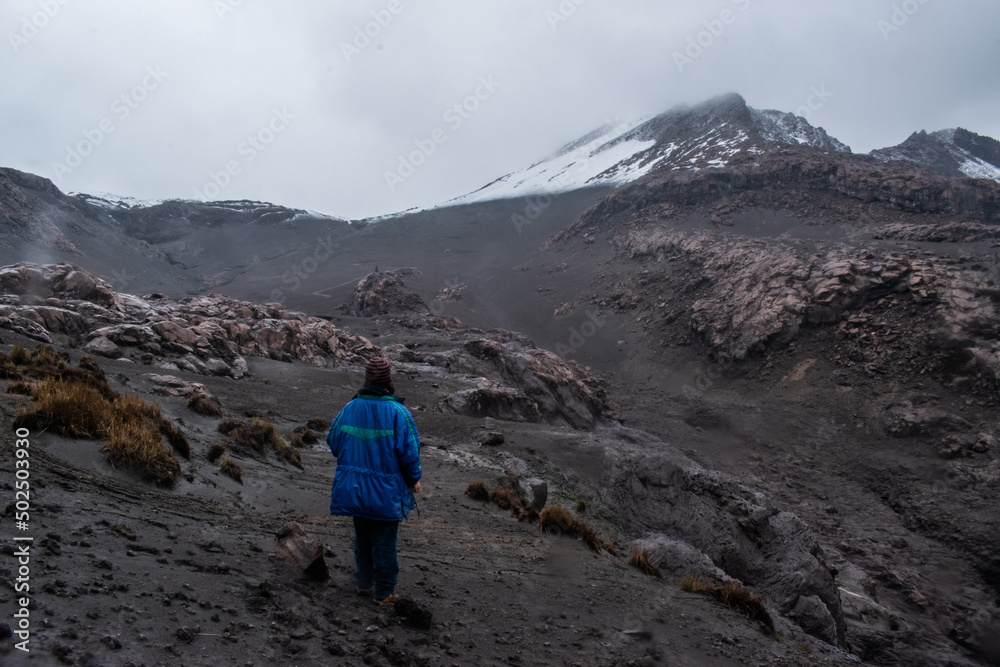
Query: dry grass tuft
8 347 185 486
467 478 614 554
306 418 328 432
292 425 319 444
219 417 301 466
158 420 191 459
274 438 304 469
628 547 664 580
207 441 227 463
679 574 774 633
187 392 222 417
289 433 304 448
217 418 243 435
5 380 34 396
465 481 490 502
538 506 616 555
489 488 521 511
238 418 280 454
8 344 30 367
19 378 111 438
219 457 243 484
114 393 163 421
105 413 181 486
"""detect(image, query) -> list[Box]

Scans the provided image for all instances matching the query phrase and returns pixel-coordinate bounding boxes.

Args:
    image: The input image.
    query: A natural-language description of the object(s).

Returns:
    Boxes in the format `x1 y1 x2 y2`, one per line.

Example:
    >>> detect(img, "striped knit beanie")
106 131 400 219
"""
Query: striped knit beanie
365 357 392 385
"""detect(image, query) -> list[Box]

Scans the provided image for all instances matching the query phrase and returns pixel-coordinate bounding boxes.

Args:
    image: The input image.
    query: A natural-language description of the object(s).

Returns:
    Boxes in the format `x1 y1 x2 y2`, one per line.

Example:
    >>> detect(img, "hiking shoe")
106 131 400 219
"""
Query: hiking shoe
376 594 398 606
356 587 373 597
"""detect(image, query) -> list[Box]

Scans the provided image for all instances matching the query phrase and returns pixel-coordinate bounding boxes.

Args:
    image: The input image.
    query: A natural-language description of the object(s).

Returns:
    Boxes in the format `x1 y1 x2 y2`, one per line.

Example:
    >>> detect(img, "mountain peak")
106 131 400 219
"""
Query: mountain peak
448 93 850 206
871 127 1000 181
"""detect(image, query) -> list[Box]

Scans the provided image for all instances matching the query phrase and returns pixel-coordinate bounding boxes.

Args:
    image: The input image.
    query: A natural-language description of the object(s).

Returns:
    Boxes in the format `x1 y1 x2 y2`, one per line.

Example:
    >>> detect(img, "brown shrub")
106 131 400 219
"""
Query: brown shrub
275 438 303 469
158 420 191 459
489 488 521 511
37 345 66 369
289 433 304 448
538 506 615 555
56 367 116 400
465 481 490 501
467 479 546 524
9 344 30 366
112 393 190 459
8 351 182 485
105 413 181 487
519 507 540 523
306 418 328 431
187 392 222 417
114 393 163 422
628 547 663 580
679 575 774 633
292 426 319 444
217 418 243 435
539 506 574 535
5 380 34 396
76 354 104 377
21 378 111 438
207 441 226 463
237 418 279 454
220 457 243 484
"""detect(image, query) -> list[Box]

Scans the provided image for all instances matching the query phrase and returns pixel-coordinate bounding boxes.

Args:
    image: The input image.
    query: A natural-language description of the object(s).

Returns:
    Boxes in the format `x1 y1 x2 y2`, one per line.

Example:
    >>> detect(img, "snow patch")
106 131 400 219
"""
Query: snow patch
72 191 166 209
959 157 1000 182
448 119 658 205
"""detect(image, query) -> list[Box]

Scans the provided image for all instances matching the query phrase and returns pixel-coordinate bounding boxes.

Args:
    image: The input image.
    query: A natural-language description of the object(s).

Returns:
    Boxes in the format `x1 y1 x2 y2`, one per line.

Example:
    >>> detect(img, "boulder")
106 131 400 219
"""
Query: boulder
84 336 122 359
351 271 428 316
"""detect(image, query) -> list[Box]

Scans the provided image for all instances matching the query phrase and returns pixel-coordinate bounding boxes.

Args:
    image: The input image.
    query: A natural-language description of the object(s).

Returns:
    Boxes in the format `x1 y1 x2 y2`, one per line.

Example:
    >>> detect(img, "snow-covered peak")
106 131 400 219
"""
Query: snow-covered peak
71 191 167 210
871 127 1000 183
750 109 850 152
450 118 658 205
445 93 855 206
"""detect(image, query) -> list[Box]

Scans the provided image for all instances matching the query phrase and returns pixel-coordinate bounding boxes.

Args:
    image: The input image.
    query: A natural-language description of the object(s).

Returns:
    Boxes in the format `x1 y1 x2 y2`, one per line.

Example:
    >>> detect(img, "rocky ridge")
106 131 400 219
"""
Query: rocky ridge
610 225 1000 391
0 262 378 379
0 262 618 431
346 268 619 429
872 128 1000 182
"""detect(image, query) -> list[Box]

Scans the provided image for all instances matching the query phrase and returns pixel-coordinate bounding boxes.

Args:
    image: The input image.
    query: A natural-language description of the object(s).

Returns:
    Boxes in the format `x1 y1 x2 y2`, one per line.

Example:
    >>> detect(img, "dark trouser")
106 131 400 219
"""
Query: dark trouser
352 517 399 600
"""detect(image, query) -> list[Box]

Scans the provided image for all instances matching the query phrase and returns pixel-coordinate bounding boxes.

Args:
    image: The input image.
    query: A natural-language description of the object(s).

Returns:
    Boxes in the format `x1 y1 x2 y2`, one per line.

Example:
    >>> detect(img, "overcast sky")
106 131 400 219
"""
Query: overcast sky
2 0 998 219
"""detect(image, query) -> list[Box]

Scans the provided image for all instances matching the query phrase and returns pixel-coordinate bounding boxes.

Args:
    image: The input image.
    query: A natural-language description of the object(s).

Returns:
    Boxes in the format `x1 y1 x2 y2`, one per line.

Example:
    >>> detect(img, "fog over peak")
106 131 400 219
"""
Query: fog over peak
2 0 998 218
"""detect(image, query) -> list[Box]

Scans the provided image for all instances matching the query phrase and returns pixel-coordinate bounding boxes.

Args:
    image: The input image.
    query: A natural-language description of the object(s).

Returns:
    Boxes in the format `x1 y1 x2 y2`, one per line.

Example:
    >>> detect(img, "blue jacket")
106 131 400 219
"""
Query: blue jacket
327 390 422 521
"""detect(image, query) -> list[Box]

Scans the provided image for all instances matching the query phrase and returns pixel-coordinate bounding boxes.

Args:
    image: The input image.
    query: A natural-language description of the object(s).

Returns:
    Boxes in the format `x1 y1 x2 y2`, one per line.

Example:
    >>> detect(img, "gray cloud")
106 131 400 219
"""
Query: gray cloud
1 0 997 218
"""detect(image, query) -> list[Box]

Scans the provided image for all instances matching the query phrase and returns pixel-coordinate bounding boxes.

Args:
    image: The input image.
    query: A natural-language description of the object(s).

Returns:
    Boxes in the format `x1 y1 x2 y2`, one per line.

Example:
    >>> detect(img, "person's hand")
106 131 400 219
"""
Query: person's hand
412 481 421 493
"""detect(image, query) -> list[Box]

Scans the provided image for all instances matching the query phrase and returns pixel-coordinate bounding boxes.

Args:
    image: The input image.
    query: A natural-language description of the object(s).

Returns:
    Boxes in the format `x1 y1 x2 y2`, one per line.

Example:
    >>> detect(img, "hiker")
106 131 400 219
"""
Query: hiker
326 356 422 605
